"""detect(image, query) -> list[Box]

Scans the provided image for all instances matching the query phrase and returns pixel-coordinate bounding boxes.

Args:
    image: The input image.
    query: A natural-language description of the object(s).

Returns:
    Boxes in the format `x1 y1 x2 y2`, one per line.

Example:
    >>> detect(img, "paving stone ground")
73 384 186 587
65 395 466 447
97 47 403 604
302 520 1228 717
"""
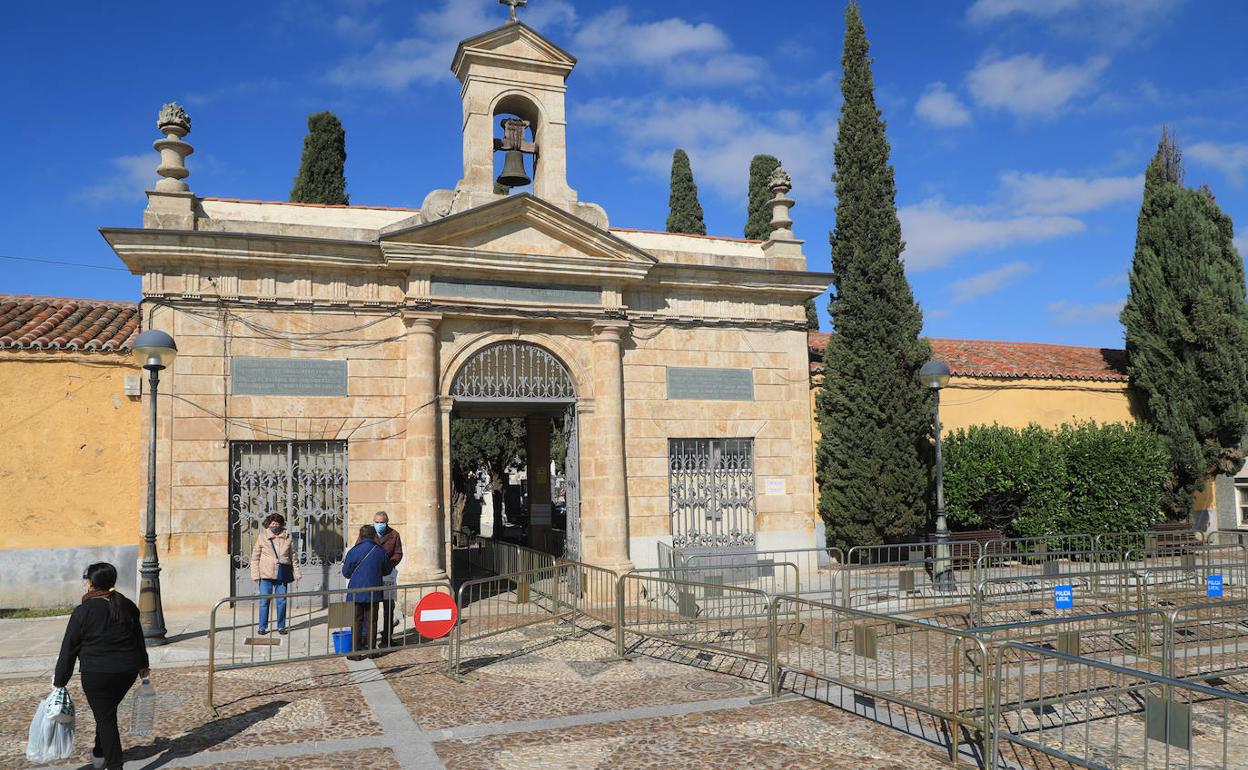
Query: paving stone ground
4 618 965 770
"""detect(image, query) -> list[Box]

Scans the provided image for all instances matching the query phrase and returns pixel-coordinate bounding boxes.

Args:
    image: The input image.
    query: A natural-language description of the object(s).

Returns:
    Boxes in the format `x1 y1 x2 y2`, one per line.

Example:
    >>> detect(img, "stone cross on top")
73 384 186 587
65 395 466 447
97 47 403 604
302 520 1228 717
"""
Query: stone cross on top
500 0 527 24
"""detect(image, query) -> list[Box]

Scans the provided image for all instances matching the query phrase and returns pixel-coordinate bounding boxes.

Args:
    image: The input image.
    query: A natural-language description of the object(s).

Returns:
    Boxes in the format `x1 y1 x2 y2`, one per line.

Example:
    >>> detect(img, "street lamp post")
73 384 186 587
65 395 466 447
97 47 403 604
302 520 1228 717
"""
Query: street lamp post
133 329 178 646
919 360 955 591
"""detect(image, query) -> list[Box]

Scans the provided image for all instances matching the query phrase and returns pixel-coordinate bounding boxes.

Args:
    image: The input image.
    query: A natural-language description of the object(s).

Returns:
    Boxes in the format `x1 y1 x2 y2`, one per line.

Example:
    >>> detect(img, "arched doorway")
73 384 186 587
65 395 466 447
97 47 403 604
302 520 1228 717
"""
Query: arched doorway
448 341 580 570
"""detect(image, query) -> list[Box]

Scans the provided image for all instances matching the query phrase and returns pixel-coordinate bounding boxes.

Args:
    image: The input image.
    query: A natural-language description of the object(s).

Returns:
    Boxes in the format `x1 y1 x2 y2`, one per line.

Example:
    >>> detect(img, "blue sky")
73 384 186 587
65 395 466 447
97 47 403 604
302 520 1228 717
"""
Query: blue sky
3 0 1247 348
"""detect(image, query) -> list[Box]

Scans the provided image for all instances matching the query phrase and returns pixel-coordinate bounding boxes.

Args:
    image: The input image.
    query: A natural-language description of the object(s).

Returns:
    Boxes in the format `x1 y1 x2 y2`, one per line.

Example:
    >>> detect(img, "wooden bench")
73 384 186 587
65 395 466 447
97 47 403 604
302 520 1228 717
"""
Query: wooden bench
924 528 1006 562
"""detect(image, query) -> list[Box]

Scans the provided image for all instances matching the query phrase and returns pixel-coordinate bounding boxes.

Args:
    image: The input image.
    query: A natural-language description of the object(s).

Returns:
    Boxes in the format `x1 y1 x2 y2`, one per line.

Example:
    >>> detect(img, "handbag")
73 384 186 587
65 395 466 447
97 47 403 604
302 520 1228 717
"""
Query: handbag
270 538 295 584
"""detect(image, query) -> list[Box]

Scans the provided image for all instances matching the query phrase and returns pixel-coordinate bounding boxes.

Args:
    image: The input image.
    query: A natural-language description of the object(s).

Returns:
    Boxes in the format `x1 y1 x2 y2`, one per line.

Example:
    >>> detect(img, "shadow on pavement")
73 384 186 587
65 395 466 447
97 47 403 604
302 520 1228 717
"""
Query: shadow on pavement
126 700 287 769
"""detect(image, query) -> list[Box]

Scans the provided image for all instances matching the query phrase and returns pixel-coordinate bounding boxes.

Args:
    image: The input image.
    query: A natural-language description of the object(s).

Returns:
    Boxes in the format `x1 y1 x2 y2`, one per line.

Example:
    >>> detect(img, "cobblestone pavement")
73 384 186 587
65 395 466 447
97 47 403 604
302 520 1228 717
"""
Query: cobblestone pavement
2 617 973 770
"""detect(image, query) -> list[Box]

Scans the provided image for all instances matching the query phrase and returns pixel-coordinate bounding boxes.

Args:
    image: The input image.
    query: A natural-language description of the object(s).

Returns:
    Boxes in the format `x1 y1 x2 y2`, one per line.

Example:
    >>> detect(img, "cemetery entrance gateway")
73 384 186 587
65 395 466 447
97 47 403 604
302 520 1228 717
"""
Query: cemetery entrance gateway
449 341 581 571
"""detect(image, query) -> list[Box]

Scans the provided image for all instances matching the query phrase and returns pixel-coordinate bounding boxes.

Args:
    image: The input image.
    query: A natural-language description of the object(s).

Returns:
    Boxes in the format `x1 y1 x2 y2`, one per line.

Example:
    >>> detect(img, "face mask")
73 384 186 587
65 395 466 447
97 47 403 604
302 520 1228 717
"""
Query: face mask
270 525 282 533
374 523 388 535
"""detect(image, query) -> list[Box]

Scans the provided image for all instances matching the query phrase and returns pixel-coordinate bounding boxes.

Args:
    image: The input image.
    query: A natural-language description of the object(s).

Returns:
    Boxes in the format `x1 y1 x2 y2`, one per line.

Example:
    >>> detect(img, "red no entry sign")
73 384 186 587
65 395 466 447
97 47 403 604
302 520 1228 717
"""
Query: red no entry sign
413 591 458 639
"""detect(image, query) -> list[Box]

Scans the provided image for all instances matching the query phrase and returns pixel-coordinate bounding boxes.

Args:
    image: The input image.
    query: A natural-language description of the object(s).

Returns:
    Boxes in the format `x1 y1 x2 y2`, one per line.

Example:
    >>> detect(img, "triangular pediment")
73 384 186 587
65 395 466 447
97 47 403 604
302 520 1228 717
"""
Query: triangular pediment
452 22 576 80
382 194 656 268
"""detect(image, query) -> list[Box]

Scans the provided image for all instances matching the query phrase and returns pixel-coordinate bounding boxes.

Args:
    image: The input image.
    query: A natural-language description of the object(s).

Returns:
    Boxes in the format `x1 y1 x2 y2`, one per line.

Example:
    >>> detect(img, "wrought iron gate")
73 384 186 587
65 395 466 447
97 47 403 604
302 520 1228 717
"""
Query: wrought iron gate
563 402 581 561
669 438 757 549
450 341 580 560
228 441 349 596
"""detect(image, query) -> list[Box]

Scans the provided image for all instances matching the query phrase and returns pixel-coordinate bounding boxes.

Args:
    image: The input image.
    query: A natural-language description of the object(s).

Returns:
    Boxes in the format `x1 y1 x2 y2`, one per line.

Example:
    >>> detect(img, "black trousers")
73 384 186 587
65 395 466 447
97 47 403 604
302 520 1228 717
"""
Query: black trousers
381 597 395 647
81 669 138 769
353 601 379 652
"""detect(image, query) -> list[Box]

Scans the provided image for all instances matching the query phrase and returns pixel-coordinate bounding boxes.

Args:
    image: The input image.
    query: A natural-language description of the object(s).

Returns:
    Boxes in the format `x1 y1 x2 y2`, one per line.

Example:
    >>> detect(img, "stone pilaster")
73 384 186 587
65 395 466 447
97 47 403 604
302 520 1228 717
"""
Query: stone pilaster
582 321 632 571
403 311 446 579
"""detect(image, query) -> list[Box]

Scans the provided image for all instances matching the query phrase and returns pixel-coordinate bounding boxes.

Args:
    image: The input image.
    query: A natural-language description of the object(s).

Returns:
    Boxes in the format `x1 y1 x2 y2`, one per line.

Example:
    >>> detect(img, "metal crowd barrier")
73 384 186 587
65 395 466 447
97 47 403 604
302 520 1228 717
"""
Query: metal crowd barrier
449 562 569 676
206 579 451 714
974 548 1125 586
614 571 776 673
559 558 620 628
770 594 993 765
841 541 979 615
990 642 1248 769
984 534 1098 556
1164 597 1248 682
971 608 1168 674
466 534 556 577
635 560 802 601
681 547 842 598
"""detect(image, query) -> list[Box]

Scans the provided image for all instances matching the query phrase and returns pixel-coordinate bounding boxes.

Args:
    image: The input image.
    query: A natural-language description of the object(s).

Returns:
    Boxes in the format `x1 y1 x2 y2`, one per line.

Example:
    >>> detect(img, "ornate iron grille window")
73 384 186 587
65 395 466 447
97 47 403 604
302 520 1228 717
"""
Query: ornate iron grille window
228 440 348 593
668 438 756 548
451 342 575 401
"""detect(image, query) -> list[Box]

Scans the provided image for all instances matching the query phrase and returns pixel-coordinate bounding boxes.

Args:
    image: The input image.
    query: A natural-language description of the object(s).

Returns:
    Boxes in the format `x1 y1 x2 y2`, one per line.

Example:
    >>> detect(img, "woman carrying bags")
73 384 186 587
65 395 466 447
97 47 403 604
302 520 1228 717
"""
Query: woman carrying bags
250 513 301 635
54 562 150 770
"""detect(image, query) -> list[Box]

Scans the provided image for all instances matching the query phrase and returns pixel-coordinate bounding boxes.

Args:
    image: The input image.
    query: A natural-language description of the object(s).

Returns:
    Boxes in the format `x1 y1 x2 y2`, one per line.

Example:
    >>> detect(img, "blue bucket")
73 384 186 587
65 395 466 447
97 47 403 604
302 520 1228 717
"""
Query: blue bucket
332 629 353 655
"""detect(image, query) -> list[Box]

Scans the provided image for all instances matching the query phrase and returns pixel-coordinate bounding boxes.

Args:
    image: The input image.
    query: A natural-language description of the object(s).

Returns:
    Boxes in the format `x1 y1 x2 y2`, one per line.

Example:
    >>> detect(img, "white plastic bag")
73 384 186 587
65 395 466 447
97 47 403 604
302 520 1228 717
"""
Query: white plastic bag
26 690 75 762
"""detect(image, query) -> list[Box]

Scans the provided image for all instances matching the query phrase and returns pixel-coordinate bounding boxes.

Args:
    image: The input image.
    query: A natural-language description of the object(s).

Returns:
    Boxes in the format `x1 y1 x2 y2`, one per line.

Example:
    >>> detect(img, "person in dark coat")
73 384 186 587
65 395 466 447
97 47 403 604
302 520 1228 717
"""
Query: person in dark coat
373 510 403 646
342 524 392 658
54 562 150 770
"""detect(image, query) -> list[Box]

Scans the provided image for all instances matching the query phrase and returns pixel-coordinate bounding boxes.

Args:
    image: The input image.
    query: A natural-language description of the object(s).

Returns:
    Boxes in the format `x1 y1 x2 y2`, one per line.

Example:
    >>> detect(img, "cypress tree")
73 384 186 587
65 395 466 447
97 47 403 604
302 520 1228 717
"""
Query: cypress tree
805 299 820 330
666 149 707 235
1121 130 1248 516
290 111 349 205
745 154 782 240
815 3 932 550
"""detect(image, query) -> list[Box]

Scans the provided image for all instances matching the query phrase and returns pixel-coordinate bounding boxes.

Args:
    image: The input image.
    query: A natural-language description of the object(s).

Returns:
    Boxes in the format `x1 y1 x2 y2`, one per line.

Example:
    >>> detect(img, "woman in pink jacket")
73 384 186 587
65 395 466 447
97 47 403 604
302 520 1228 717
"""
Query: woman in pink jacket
250 514 302 634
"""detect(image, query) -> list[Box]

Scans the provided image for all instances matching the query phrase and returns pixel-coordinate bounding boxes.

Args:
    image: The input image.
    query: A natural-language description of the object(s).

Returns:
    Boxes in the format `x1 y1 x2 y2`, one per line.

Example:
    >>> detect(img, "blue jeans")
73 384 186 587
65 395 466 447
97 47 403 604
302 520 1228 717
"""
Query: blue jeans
258 579 288 632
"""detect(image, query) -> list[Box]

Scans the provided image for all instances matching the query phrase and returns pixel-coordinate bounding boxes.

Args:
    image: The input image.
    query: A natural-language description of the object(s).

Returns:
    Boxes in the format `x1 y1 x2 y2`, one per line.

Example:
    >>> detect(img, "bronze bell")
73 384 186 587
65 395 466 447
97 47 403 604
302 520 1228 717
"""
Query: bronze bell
497 149 531 188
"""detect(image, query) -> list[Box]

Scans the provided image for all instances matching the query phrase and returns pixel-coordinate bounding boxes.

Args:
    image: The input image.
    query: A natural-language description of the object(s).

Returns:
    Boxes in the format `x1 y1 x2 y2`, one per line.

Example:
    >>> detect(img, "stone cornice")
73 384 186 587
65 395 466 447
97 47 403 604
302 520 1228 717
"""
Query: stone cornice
100 227 383 274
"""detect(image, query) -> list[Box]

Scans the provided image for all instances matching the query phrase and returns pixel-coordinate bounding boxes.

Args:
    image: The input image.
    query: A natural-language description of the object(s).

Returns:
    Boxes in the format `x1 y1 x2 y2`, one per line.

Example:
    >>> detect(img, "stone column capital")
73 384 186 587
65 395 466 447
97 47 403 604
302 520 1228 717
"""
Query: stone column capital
591 320 630 343
437 395 455 414
403 310 443 332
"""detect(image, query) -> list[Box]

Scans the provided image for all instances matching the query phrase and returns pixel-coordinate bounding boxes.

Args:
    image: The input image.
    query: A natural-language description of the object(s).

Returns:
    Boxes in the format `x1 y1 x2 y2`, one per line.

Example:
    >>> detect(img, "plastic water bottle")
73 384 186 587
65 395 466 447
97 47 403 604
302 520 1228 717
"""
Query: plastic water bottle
130 679 156 736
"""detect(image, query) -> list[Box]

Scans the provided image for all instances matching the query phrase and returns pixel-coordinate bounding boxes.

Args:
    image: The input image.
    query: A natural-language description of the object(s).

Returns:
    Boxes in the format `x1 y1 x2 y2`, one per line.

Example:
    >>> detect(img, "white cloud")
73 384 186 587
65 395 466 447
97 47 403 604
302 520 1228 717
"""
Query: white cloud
1001 171 1140 215
1187 141 1248 186
967 0 1084 23
76 155 153 205
576 97 837 204
1047 299 1125 324
1096 273 1128 288
1234 231 1247 258
967 0 1180 47
571 8 763 86
899 198 1084 270
967 54 1108 118
951 261 1034 303
914 82 972 128
328 0 576 90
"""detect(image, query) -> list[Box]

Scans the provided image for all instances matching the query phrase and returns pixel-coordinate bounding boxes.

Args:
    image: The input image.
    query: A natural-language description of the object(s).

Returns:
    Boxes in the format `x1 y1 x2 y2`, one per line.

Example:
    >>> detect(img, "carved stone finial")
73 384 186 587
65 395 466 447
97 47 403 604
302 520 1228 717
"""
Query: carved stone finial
767 165 792 194
766 164 795 240
152 102 194 194
157 102 191 135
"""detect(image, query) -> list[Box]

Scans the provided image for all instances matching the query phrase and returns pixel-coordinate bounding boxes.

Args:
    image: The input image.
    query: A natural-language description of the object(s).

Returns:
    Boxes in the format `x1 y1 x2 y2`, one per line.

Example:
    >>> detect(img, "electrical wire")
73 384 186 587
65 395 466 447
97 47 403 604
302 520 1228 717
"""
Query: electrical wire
0 254 130 272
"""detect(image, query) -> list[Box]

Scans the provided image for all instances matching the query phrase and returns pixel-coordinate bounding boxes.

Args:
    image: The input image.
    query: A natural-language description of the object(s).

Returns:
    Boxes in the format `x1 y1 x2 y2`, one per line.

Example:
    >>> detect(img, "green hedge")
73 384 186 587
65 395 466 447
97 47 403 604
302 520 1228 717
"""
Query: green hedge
943 422 1168 537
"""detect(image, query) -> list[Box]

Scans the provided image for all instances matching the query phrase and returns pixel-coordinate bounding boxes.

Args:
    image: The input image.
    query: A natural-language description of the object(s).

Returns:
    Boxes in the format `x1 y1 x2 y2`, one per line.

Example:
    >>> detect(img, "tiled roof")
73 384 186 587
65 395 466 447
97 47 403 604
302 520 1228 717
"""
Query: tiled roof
0 295 140 352
807 332 1128 382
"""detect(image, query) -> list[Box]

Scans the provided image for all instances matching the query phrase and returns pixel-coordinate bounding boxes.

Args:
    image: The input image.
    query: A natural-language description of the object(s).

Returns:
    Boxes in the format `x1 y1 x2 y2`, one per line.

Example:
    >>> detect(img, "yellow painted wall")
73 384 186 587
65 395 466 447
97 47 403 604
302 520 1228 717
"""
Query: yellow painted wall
0 353 141 550
810 374 1137 445
937 377 1137 432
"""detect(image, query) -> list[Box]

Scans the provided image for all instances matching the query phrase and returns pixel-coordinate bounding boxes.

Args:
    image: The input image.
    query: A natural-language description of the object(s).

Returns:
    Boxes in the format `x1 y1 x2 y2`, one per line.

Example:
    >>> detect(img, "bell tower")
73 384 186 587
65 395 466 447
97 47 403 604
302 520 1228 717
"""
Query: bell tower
423 6 606 227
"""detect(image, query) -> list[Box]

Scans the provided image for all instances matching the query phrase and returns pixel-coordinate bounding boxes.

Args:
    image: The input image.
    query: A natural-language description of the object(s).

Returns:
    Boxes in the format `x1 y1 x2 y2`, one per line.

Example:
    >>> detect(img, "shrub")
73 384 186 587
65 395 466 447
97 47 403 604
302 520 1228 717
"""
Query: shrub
943 421 1167 537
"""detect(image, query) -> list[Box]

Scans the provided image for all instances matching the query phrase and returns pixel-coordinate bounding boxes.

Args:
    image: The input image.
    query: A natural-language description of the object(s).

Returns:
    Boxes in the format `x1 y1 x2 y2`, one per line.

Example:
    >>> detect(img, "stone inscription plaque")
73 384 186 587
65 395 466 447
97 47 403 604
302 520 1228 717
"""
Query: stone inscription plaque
231 357 348 397
432 277 600 306
666 367 754 401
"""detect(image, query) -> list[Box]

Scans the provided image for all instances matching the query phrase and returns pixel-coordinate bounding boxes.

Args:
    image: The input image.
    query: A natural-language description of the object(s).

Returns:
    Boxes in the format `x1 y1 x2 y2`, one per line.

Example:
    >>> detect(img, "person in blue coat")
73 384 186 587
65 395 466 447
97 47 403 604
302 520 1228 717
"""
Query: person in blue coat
342 524 393 658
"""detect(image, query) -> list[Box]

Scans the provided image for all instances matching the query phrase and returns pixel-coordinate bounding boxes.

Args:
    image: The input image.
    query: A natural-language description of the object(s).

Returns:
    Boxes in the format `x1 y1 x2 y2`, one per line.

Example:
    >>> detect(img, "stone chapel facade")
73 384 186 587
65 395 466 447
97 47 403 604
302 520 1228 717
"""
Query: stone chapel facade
103 17 829 608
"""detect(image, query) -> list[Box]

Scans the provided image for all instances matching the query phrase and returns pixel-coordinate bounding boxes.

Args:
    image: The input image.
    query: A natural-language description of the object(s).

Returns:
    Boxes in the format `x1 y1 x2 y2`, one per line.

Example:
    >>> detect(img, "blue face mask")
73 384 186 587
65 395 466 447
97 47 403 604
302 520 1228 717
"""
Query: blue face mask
374 523 387 535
